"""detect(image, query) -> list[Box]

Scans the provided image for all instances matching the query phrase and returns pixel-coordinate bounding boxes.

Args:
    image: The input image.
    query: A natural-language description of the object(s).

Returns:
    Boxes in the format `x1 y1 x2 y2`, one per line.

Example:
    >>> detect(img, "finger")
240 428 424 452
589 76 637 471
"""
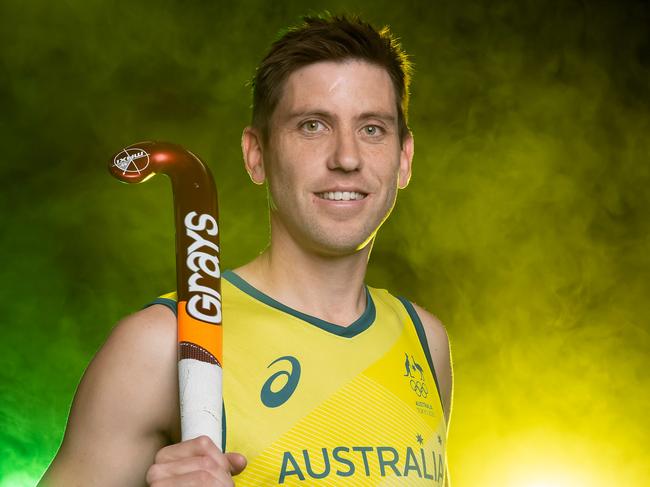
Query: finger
225 452 247 476
147 455 223 484
155 436 224 466
148 468 233 487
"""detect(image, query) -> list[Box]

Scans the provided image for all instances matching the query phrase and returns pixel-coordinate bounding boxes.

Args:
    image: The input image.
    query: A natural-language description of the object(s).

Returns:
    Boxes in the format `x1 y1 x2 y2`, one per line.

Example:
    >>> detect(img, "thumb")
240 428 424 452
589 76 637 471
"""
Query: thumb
226 452 248 475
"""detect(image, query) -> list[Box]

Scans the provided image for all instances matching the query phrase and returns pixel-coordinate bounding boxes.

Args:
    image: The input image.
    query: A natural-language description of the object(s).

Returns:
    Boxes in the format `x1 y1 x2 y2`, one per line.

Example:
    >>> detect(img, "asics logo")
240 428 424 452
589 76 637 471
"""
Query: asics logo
261 356 301 408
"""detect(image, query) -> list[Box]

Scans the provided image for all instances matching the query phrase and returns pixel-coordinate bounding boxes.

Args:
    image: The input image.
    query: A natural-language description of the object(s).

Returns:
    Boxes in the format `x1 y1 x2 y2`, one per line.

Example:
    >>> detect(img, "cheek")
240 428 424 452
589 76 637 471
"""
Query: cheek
363 143 401 169
274 143 323 185
369 156 401 187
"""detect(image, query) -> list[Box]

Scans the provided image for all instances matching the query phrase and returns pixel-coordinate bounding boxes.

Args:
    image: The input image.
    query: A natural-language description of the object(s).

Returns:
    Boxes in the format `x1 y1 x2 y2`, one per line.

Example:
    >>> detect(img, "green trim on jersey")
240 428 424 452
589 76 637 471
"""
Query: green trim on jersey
143 280 446 414
397 296 445 416
147 297 177 315
223 270 377 338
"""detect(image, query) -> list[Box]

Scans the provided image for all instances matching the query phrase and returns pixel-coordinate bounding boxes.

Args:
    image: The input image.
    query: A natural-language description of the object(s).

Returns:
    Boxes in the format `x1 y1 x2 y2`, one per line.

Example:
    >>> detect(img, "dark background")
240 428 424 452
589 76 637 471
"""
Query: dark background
1 0 648 485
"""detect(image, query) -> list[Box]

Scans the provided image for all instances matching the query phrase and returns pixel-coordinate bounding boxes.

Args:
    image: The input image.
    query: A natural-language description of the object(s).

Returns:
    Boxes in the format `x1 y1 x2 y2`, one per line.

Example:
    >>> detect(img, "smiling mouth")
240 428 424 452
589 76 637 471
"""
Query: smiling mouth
316 191 367 201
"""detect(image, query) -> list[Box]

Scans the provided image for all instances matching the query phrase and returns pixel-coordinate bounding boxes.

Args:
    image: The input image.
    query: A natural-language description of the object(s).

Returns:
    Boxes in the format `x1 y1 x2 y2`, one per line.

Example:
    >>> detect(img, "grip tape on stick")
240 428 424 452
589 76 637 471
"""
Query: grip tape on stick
109 141 223 448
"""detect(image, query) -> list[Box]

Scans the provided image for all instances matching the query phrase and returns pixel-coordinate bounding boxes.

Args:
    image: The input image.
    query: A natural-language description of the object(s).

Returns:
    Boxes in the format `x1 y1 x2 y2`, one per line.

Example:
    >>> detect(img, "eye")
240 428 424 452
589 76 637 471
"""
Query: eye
300 120 325 133
363 125 384 136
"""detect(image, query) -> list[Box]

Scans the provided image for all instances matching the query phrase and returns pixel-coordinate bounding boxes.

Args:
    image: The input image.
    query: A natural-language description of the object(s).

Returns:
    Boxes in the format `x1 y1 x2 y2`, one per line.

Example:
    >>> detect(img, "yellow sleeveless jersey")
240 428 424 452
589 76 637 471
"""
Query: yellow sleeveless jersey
147 270 447 485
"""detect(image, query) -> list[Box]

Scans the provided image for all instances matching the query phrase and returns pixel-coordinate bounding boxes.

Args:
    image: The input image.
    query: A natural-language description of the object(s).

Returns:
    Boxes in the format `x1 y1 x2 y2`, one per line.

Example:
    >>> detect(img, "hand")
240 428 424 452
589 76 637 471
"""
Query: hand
146 435 247 486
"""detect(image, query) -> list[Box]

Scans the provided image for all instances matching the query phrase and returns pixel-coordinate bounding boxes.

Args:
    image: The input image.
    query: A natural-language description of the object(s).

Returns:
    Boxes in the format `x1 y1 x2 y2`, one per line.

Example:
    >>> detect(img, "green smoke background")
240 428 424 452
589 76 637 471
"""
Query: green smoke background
1 0 648 485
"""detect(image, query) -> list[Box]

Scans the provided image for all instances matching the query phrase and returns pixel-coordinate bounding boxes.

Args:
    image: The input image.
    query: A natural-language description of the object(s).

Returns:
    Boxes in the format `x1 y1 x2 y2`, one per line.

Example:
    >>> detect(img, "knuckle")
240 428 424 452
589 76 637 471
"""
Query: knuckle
145 463 162 484
198 454 218 471
210 455 229 472
153 445 170 463
195 434 214 450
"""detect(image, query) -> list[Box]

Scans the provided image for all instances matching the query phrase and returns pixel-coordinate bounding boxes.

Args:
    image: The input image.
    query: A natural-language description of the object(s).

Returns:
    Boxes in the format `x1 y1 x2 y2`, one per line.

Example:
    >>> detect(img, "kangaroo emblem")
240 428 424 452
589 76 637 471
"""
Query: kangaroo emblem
403 353 414 377
410 355 424 381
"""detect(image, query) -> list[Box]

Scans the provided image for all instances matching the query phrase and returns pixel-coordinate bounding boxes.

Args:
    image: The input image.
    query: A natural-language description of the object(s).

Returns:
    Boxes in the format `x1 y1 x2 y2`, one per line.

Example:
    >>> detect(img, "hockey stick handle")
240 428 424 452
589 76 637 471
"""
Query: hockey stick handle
109 141 223 448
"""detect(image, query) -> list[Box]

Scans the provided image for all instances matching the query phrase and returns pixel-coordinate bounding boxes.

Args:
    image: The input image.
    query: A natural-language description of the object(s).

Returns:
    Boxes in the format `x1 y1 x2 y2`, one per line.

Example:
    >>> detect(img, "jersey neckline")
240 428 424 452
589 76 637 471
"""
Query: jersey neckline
223 270 376 338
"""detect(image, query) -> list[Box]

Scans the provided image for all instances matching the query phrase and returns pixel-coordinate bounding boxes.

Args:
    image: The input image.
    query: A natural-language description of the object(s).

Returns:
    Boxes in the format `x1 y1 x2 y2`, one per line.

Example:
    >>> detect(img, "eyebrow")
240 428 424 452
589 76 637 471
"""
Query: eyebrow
285 109 396 124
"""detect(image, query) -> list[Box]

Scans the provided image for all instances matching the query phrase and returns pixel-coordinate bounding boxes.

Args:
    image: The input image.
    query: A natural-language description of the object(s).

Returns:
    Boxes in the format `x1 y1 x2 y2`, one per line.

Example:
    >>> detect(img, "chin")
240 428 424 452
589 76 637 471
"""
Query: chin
308 230 375 257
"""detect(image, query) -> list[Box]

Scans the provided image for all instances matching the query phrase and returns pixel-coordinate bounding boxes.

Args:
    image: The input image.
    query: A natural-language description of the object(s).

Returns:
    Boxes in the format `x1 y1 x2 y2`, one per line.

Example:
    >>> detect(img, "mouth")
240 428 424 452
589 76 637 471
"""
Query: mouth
315 191 367 201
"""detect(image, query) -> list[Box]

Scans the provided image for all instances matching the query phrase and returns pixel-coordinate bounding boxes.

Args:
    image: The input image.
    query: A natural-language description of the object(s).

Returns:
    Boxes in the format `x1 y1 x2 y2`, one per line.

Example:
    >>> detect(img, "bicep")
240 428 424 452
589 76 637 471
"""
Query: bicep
39 305 179 487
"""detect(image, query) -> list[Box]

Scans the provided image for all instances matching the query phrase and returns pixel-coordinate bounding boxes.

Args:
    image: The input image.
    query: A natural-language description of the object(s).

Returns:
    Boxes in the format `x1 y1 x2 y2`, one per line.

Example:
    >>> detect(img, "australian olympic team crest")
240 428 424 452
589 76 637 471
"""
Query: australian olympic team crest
402 353 436 419
403 352 428 398
403 353 436 417
113 147 150 175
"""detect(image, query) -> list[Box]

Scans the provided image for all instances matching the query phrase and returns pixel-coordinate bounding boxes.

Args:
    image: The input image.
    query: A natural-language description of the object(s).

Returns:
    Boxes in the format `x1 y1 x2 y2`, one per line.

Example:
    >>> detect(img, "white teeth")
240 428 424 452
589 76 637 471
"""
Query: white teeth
318 191 366 201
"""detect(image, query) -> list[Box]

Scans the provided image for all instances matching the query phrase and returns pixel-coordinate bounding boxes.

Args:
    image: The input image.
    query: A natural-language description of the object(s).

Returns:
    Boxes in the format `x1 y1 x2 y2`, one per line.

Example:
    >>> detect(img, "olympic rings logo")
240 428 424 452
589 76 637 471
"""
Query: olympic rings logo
410 379 428 398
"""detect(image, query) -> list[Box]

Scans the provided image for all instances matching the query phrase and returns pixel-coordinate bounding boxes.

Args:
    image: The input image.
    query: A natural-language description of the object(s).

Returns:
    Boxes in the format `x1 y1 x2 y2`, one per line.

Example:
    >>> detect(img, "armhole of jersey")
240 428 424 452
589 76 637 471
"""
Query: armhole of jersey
397 296 444 415
143 297 178 316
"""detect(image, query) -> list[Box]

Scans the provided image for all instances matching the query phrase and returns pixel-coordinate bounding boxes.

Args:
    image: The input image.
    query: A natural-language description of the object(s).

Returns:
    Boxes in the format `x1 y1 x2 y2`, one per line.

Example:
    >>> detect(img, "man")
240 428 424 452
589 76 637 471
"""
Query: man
39 13 453 486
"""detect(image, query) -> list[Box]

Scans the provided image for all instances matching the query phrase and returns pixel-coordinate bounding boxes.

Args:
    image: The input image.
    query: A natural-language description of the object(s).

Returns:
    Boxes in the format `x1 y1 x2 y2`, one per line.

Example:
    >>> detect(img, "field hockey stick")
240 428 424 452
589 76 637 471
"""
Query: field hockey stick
109 141 223 448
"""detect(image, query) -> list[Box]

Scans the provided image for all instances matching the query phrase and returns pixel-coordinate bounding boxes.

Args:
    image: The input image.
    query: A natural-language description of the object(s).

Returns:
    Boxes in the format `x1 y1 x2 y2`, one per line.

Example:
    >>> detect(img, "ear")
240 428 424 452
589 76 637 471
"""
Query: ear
398 132 414 189
241 126 266 185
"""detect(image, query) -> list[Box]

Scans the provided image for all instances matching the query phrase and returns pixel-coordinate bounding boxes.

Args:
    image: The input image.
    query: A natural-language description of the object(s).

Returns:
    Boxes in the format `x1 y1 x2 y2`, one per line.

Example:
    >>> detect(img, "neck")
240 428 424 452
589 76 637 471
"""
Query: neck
234 227 372 327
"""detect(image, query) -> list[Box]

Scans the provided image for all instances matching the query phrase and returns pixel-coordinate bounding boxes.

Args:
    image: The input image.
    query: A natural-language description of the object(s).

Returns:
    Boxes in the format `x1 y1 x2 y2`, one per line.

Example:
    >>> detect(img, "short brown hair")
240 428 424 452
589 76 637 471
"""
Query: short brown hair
251 13 413 145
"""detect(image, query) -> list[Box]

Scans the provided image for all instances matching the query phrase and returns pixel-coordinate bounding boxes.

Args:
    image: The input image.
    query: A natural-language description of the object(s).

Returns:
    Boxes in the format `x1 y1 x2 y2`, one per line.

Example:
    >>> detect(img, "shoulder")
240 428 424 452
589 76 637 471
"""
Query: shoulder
40 304 180 486
74 303 180 436
85 303 178 395
99 303 180 425
106 303 177 356
410 302 454 426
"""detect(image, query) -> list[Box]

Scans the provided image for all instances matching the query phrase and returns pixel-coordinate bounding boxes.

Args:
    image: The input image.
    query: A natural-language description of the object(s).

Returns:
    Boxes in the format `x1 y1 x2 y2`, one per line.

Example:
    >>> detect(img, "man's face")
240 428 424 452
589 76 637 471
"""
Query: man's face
248 59 413 257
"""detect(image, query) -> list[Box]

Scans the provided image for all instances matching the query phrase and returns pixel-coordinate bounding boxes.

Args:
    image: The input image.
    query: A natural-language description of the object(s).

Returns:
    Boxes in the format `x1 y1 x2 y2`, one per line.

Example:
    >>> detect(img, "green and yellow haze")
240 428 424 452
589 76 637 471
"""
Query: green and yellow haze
0 1 647 486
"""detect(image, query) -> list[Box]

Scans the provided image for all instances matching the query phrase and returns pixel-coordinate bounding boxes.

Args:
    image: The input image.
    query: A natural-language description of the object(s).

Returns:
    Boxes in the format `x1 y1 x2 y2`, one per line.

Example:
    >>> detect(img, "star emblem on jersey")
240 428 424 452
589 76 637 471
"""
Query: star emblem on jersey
438 435 442 445
416 433 424 445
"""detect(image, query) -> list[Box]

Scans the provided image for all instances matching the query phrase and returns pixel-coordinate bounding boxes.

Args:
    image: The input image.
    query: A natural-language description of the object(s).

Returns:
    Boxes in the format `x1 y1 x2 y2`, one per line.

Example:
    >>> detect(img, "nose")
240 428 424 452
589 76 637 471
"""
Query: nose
328 128 361 172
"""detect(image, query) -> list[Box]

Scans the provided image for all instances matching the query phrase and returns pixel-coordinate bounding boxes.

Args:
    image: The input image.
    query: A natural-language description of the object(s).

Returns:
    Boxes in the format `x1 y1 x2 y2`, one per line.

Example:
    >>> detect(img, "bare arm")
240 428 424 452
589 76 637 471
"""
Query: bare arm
412 302 454 487
38 304 180 487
